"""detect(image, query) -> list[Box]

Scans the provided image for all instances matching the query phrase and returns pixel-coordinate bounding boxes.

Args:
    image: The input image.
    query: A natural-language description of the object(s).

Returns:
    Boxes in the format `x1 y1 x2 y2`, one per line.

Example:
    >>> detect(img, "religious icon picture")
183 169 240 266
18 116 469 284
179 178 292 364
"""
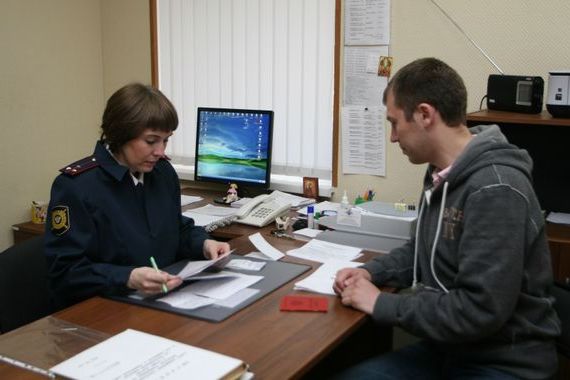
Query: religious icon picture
303 177 319 199
378 56 393 77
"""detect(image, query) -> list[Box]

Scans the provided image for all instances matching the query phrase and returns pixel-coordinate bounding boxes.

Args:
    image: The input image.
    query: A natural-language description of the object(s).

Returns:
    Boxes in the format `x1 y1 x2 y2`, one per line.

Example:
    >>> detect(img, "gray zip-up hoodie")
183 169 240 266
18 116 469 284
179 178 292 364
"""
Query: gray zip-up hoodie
362 124 561 379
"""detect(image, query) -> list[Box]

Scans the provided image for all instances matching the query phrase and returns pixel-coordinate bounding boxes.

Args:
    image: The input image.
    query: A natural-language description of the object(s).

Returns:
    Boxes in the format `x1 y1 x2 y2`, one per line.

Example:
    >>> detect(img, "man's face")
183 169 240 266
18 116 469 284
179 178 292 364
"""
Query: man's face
385 91 428 165
115 129 173 173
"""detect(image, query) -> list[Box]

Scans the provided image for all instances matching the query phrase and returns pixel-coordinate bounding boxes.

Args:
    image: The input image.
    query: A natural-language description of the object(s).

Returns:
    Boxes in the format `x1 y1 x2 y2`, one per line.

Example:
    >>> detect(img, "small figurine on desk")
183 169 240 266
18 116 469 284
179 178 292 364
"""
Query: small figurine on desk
275 216 291 231
223 183 239 204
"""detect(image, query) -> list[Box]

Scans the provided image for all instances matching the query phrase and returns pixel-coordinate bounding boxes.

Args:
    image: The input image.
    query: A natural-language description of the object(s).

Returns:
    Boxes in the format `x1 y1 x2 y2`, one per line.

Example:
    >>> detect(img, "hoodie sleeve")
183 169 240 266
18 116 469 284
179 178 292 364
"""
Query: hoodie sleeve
371 184 531 343
361 240 415 288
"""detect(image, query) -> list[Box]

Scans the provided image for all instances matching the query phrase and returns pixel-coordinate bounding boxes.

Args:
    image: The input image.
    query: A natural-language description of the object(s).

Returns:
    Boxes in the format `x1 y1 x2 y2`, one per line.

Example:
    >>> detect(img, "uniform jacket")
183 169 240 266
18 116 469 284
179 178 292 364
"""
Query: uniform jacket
361 125 561 379
45 141 209 308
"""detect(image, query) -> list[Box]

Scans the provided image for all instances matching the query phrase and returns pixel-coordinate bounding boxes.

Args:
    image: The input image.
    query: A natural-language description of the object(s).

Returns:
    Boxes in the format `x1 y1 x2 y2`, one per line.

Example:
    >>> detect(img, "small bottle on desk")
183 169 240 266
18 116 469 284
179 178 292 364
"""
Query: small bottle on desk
307 205 315 229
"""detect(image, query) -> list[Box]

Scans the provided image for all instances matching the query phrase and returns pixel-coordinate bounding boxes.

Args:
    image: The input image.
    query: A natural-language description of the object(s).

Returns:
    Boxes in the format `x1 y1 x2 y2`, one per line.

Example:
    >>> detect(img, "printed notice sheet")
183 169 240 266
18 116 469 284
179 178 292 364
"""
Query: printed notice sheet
50 329 247 380
343 46 389 106
342 106 386 176
345 0 391 45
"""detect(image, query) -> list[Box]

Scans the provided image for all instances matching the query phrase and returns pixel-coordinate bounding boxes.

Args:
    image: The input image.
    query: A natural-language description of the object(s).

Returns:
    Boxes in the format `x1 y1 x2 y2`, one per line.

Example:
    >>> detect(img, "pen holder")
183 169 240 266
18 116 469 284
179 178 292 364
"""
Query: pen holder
31 201 48 224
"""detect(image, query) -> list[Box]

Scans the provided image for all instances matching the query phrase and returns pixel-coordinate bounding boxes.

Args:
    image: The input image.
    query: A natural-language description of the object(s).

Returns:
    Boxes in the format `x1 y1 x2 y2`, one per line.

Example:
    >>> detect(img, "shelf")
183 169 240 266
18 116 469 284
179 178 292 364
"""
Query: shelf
467 110 570 127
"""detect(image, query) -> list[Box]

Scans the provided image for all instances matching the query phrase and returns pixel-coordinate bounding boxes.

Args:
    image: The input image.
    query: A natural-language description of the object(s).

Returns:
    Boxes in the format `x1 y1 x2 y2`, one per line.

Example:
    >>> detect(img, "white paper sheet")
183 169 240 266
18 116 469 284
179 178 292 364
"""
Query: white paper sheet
226 259 266 271
184 271 263 300
287 239 362 264
294 260 361 295
181 194 203 206
248 232 284 260
175 251 233 279
158 290 217 310
214 288 260 308
342 106 386 176
50 329 245 380
344 0 391 45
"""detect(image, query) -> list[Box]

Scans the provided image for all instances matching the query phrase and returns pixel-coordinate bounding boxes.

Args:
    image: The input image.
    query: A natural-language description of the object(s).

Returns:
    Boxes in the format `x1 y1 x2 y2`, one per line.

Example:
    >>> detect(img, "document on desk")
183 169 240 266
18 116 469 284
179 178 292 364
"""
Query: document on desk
176 250 233 279
184 271 263 300
295 260 361 295
287 239 362 263
50 329 248 380
248 232 284 260
181 194 203 206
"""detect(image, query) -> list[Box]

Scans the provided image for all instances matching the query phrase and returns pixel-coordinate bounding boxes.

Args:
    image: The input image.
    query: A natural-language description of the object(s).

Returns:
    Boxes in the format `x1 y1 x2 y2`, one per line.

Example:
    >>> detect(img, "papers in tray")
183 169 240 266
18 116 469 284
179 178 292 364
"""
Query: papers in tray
50 329 248 380
176 251 233 280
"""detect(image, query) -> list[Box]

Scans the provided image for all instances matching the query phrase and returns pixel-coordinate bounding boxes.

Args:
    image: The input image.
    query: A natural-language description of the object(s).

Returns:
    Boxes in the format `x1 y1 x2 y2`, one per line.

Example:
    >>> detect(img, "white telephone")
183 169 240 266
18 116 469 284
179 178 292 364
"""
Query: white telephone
234 193 291 227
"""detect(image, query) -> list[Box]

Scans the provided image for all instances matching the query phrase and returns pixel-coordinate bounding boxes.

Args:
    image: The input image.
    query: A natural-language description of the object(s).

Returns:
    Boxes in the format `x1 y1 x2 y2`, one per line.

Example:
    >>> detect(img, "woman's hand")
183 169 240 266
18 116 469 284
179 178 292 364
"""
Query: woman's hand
203 239 231 259
127 267 182 295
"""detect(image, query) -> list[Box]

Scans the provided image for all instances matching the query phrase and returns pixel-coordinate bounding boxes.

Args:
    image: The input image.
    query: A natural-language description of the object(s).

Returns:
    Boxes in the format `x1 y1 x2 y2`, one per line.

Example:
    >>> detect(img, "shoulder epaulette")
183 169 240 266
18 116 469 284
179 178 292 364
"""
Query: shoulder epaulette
59 155 99 176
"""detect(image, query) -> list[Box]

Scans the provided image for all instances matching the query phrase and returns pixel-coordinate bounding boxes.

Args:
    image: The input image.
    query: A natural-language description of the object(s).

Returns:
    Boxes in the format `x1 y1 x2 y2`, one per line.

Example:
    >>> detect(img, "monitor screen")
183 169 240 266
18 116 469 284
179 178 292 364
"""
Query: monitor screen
194 107 274 189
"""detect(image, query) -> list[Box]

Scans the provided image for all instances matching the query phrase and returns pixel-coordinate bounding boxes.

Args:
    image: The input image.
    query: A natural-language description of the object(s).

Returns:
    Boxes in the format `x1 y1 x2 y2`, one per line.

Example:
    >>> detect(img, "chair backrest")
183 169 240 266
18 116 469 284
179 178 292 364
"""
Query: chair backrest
0 236 52 333
552 281 570 358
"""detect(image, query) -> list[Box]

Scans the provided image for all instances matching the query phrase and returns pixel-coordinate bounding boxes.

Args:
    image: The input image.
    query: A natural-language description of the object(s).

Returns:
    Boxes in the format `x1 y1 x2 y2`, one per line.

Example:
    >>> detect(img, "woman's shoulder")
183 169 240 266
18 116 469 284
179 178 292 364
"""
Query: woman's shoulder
58 155 100 177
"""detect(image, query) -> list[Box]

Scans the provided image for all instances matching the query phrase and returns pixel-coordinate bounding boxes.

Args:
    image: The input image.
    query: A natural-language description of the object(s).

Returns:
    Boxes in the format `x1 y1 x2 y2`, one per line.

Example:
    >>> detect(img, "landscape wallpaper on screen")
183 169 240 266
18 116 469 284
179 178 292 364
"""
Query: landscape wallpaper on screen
196 112 270 184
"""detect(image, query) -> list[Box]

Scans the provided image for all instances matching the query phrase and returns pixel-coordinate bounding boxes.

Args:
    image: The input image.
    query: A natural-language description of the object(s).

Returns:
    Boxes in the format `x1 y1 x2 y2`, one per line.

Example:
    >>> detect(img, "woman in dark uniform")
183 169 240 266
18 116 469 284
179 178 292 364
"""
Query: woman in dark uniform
45 83 230 308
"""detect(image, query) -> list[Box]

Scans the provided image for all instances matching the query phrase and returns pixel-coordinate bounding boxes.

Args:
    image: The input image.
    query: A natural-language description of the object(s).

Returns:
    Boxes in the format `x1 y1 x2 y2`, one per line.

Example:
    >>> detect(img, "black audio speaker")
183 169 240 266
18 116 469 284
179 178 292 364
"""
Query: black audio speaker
487 75 544 114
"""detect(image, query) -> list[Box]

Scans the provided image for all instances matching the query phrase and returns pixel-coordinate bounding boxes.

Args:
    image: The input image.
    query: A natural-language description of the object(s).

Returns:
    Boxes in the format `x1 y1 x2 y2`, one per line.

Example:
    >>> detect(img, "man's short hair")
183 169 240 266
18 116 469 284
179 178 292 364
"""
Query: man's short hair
383 58 467 126
100 83 178 153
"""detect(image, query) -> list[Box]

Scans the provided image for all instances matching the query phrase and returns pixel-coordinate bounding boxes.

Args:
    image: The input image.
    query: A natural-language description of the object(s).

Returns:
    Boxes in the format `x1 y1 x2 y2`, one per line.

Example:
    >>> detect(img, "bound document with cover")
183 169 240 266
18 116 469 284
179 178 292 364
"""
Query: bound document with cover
50 329 248 380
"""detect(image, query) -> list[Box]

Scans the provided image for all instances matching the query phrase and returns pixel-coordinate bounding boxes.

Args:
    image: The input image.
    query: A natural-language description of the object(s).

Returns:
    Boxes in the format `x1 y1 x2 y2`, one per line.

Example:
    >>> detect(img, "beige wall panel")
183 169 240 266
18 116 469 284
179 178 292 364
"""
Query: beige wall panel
0 0 104 250
101 0 152 97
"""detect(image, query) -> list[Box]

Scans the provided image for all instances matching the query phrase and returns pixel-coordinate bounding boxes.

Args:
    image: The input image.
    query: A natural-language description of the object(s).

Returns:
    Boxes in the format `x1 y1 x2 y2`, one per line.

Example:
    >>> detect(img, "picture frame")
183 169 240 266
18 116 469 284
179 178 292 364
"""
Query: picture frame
302 177 319 199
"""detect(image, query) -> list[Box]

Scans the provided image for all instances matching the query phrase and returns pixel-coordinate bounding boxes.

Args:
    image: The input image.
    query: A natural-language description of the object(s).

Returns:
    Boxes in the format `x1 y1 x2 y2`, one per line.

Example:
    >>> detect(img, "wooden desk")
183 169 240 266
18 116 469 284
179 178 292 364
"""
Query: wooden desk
0 234 390 379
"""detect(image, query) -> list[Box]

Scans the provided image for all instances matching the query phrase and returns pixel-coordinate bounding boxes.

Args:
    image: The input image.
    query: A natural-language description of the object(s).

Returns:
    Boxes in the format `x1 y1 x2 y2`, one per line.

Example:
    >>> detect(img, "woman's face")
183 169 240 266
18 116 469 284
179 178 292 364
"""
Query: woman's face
115 128 173 173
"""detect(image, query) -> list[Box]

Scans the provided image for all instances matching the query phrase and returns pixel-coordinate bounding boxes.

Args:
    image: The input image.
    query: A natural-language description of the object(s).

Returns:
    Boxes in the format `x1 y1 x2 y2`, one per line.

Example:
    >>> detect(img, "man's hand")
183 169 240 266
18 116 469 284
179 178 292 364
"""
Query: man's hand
333 267 371 294
127 267 182 295
339 277 381 315
203 239 231 259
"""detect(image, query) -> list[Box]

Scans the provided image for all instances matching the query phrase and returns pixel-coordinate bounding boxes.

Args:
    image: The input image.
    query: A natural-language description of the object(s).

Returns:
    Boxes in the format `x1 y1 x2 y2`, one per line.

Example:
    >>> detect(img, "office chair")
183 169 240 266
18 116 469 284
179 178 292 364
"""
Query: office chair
0 236 53 334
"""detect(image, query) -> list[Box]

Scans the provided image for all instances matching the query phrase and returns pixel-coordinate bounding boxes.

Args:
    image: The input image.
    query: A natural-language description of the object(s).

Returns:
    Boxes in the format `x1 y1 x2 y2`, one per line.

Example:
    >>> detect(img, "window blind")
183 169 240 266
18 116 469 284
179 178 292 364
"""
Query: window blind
156 0 336 193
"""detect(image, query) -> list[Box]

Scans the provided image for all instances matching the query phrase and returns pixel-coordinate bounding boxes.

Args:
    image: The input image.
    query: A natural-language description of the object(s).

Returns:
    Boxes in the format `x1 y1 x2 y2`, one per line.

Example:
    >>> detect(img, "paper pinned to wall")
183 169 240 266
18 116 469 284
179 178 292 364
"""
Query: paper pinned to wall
344 0 391 45
343 46 389 106
342 106 386 176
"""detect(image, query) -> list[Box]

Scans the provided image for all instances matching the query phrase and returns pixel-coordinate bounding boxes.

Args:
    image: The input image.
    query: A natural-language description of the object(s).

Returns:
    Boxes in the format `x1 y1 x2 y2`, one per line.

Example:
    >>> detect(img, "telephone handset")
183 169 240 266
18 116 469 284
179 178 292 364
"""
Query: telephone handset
234 193 290 227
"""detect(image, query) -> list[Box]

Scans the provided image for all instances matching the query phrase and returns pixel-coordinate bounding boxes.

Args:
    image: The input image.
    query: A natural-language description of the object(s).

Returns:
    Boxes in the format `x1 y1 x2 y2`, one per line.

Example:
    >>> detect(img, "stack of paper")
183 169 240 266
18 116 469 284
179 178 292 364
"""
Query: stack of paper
50 329 249 380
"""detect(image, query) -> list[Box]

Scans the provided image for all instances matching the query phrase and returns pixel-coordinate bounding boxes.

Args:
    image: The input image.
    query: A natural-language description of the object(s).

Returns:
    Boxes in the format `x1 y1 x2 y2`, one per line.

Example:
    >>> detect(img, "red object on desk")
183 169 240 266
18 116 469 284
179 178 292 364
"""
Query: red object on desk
280 295 328 312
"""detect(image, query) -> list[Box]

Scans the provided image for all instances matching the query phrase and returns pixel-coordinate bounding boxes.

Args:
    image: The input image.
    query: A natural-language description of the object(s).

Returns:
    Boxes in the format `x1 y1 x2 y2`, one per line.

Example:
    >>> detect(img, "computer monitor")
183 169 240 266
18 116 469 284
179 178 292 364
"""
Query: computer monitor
194 107 274 191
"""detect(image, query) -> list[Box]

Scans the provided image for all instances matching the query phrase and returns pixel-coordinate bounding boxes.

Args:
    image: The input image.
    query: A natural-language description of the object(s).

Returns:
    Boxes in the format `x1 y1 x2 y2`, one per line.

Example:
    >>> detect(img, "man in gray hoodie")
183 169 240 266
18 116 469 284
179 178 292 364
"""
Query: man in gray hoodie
334 58 560 379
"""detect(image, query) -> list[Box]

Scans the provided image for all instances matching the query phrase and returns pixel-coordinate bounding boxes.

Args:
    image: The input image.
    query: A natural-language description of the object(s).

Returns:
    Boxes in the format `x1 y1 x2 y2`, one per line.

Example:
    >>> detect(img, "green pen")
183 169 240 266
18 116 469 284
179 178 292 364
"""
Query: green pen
150 256 168 293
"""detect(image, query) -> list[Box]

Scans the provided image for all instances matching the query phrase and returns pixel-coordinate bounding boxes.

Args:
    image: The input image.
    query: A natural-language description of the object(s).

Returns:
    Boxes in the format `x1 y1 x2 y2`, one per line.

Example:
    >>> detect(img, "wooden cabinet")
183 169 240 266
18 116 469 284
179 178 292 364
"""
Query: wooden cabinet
467 110 570 283
547 223 570 285
11 221 45 245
